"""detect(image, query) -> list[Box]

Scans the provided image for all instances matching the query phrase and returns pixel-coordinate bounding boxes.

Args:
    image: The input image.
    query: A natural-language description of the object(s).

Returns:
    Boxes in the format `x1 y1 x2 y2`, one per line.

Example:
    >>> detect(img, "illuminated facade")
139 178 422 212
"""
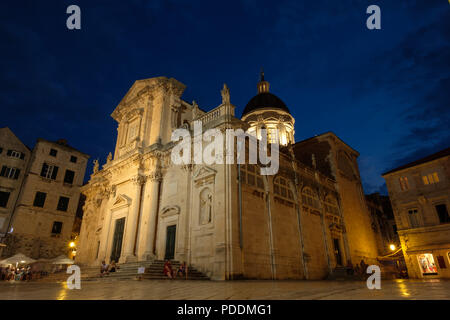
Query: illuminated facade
383 148 450 279
76 75 380 280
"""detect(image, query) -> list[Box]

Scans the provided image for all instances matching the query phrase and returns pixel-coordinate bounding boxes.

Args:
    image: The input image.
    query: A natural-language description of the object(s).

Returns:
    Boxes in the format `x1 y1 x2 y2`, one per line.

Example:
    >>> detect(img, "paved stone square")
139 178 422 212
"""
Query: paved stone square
0 279 449 300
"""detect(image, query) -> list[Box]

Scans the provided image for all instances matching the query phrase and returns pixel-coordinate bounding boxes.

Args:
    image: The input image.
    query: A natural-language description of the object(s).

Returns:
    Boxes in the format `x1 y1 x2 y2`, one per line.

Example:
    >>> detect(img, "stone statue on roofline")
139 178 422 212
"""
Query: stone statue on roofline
221 83 230 105
106 152 112 164
93 159 99 174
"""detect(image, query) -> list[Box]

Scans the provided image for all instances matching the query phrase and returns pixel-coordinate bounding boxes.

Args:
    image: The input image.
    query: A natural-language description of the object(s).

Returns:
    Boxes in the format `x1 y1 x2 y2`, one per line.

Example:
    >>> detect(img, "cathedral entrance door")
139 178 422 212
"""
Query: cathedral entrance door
110 217 125 262
333 238 343 266
165 225 176 260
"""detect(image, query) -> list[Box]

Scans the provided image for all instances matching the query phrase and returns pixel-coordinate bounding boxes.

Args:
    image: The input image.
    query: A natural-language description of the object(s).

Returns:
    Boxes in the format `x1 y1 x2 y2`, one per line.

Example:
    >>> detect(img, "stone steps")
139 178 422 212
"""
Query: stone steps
35 260 209 282
327 267 366 281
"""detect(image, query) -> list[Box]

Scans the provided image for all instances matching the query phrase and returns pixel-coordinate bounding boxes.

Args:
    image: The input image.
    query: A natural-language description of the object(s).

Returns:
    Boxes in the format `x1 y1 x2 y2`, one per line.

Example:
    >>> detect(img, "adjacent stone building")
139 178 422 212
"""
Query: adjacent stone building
76 75 380 280
0 128 31 242
0 133 89 259
365 193 398 255
383 148 450 279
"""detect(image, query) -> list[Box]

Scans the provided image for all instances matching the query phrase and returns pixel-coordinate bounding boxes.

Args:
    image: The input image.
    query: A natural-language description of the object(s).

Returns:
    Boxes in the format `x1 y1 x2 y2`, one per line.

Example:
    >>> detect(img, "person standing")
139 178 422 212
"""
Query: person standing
164 260 173 279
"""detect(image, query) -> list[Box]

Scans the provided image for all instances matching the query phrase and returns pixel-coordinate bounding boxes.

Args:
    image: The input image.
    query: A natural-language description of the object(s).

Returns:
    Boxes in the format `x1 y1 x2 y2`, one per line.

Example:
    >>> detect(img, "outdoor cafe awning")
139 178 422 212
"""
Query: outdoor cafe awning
0 253 36 266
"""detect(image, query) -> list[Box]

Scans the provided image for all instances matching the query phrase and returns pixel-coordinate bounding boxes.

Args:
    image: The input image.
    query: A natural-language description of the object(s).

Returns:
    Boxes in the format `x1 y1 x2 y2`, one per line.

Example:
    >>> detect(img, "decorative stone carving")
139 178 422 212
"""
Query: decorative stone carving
131 175 146 186
106 152 112 164
194 166 216 186
148 171 163 182
181 164 194 172
221 84 230 105
93 159 99 174
161 205 180 217
199 188 213 225
111 194 132 209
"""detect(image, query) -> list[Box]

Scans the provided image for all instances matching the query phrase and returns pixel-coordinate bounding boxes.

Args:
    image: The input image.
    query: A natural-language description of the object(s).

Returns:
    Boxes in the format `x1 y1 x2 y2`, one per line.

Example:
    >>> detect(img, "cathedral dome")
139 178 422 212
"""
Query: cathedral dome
242 92 290 116
241 70 295 146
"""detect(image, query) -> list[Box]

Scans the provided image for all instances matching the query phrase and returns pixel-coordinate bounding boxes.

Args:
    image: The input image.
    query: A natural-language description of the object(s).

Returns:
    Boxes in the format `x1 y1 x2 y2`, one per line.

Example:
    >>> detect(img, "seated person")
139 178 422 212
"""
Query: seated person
176 262 187 279
100 260 109 276
109 260 117 273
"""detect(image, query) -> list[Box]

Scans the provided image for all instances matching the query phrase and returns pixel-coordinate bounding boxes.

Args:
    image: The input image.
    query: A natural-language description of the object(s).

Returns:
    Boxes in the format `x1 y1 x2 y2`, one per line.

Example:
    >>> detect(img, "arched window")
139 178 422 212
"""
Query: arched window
274 176 294 200
240 164 264 190
302 187 319 209
324 195 339 215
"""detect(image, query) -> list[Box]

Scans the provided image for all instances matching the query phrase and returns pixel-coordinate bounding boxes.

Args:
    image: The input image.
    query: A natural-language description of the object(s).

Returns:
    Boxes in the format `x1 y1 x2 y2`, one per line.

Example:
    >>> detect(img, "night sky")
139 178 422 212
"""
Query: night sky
1 0 449 194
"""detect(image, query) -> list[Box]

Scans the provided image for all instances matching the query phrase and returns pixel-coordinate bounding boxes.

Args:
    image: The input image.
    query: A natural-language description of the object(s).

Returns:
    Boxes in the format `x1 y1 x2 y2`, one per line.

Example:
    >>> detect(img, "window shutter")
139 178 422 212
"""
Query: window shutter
14 169 20 180
51 166 59 180
41 163 48 177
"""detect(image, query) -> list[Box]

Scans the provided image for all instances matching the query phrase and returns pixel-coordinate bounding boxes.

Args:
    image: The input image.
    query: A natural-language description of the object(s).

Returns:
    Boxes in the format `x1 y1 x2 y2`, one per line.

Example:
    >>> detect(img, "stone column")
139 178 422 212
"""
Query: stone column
120 175 144 263
139 171 162 261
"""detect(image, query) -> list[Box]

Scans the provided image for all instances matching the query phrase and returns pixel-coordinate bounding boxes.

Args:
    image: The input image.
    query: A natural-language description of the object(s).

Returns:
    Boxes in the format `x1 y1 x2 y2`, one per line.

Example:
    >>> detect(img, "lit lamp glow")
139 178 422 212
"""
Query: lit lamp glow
69 241 76 248
389 244 396 251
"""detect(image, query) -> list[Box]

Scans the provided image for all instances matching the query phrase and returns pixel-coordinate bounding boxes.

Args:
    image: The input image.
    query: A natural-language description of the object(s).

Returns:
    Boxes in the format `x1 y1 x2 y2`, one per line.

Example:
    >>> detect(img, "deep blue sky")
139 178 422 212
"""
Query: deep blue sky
1 0 449 194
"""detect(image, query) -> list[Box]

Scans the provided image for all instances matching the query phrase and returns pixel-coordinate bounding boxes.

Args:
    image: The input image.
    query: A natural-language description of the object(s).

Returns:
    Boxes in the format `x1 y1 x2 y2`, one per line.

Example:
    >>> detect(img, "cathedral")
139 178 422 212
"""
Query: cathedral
76 74 380 280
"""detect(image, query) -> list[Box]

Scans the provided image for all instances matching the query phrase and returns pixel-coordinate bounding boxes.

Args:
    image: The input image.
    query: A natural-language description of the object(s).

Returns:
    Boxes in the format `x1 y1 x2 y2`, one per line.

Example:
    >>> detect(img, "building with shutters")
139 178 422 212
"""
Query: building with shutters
383 148 450 279
76 74 382 280
0 130 89 259
0 127 31 245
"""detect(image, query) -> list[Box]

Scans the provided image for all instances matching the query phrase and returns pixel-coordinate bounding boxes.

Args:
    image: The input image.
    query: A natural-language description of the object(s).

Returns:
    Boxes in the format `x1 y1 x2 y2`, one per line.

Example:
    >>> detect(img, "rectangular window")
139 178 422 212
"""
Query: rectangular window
399 177 409 191
57 196 70 212
435 204 450 224
64 170 75 184
0 191 10 208
6 149 24 159
0 147 3 154
49 148 58 157
33 192 47 208
70 155 77 163
51 221 63 235
40 163 59 180
408 209 420 228
128 121 139 142
423 172 440 185
417 253 438 275
0 166 20 179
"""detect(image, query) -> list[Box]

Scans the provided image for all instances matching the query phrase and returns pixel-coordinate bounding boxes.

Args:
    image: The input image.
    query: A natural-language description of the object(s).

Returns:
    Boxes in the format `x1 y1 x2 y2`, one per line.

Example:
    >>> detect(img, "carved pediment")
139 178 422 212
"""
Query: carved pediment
193 166 217 186
112 194 132 208
161 205 180 217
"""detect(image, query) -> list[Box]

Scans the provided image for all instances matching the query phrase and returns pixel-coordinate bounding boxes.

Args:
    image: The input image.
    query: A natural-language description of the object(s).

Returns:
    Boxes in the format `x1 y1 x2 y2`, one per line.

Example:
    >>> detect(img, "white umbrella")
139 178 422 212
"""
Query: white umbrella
51 255 74 265
0 253 36 266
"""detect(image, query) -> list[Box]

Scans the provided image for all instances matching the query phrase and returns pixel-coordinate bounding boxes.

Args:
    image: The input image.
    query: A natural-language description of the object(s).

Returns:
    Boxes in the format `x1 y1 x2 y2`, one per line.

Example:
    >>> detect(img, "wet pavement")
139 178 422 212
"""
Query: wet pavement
0 279 449 300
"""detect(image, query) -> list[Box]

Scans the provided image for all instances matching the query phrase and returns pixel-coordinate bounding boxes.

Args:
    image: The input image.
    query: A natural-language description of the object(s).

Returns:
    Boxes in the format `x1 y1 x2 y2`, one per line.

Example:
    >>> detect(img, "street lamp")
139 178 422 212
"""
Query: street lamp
389 244 396 251
69 241 76 248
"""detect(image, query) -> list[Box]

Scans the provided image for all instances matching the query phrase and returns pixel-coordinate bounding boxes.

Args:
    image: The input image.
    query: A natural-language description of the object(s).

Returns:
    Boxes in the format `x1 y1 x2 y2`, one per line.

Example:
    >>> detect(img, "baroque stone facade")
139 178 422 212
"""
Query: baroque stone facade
383 148 450 279
76 75 380 280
